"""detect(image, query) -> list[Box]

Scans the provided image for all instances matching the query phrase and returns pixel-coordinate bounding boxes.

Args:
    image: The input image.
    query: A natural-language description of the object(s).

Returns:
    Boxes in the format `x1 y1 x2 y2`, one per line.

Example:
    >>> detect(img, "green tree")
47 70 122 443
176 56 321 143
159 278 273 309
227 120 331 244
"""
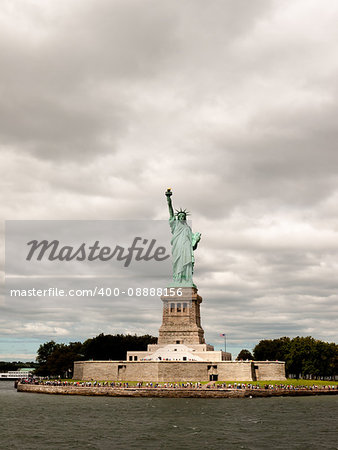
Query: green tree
0 361 37 372
253 336 337 379
35 340 84 377
287 337 338 379
45 342 84 377
328 342 338 378
236 349 253 360
83 333 157 361
253 337 291 362
286 336 317 378
35 334 157 377
35 341 59 375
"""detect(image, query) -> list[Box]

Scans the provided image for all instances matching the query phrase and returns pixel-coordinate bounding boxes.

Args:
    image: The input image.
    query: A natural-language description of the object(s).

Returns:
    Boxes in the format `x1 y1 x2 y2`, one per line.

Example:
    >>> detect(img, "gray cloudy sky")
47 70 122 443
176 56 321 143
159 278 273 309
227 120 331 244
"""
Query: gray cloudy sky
1 0 338 361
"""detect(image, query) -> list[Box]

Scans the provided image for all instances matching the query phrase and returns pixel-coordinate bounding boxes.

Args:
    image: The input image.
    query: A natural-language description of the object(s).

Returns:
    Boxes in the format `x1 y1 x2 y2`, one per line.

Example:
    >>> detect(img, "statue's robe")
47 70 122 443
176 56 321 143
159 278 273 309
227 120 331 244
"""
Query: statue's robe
169 217 199 283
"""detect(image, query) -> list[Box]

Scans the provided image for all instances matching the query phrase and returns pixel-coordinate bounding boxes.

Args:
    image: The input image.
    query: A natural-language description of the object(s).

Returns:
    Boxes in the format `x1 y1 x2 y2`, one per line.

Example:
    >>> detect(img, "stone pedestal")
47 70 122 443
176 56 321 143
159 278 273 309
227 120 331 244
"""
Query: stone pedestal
158 287 205 345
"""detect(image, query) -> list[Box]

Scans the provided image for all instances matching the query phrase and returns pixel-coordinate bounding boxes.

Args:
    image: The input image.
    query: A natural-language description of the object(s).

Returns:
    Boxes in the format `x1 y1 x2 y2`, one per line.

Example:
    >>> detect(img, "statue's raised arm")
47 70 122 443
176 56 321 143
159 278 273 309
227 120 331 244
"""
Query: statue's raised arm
164 188 201 288
165 188 174 219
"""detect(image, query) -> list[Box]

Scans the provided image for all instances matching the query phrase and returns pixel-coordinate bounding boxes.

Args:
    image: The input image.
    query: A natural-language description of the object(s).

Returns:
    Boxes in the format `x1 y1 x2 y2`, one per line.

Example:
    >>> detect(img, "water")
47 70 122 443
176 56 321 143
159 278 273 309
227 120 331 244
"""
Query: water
0 381 337 449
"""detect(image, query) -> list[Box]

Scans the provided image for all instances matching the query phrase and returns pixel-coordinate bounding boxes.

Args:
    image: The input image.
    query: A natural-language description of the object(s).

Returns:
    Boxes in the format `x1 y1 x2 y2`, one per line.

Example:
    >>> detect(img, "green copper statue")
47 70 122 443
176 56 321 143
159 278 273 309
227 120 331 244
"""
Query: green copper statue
165 188 201 287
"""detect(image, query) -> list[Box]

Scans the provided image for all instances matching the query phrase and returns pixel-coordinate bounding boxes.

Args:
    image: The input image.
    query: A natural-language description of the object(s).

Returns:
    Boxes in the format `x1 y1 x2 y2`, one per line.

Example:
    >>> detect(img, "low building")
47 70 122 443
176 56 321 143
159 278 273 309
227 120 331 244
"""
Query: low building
74 288 286 381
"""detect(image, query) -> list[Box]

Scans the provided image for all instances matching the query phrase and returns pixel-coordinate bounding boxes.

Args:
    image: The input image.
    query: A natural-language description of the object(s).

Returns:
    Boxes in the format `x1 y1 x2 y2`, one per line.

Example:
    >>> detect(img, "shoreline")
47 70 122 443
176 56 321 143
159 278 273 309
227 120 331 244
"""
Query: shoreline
16 383 338 398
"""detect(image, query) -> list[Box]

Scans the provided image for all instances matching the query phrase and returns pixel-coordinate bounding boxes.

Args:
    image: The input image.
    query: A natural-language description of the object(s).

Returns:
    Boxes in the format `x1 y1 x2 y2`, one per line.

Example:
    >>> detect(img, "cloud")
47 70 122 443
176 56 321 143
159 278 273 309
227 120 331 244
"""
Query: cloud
0 0 337 359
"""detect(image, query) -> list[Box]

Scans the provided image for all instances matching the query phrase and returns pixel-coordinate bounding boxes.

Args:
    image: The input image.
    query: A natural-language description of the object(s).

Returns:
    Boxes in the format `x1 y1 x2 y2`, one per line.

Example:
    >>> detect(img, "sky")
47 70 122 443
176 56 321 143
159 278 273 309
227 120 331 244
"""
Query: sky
1 0 338 361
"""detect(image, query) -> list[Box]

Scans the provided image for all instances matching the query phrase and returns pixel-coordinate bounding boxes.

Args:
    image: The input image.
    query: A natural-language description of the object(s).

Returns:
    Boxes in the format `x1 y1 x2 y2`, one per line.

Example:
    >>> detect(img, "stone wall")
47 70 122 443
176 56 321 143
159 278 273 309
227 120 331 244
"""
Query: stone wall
217 362 254 381
19 383 252 397
74 360 286 382
17 384 336 398
74 361 118 380
254 361 286 380
158 362 207 381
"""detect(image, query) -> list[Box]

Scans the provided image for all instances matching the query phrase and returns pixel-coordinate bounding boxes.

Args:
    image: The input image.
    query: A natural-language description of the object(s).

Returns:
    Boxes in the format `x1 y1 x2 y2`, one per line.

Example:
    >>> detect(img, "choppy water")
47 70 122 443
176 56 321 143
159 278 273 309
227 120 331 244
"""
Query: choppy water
0 381 337 449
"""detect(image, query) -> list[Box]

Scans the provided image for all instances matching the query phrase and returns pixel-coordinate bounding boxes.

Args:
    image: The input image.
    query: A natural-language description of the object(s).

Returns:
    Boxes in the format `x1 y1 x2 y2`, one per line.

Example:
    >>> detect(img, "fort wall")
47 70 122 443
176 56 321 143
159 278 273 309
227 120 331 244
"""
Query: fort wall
254 361 286 380
18 383 337 398
73 360 286 382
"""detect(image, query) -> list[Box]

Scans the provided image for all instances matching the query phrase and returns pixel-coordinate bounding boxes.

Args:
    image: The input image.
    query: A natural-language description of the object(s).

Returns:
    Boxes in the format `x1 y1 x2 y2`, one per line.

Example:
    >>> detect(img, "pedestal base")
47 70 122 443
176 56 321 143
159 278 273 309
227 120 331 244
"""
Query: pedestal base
158 287 205 345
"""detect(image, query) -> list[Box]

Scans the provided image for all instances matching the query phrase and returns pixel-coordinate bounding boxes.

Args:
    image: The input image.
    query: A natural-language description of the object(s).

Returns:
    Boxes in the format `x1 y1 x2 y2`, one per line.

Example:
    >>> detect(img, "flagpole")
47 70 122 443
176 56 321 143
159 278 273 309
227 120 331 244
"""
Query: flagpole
224 334 226 353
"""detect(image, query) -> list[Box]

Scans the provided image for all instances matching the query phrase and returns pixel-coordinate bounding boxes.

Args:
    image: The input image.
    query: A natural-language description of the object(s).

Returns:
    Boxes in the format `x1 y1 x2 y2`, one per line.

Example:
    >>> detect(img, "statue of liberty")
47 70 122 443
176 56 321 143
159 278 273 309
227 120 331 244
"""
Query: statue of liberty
165 189 201 287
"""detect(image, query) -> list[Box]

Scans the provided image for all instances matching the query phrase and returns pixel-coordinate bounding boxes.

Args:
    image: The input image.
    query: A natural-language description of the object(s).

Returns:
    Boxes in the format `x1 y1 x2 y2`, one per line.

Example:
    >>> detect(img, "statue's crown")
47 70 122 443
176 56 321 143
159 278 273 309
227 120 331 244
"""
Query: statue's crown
175 208 190 217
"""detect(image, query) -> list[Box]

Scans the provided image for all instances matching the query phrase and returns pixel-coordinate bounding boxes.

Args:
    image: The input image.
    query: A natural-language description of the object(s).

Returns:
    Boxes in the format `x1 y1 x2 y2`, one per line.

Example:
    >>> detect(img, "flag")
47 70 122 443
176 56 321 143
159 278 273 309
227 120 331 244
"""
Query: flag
220 333 225 337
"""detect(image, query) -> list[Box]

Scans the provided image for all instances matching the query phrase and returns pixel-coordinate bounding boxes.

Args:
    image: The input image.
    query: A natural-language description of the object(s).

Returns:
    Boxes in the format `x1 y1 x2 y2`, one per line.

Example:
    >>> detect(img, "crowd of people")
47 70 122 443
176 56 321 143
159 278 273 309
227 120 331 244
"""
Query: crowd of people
18 378 338 391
